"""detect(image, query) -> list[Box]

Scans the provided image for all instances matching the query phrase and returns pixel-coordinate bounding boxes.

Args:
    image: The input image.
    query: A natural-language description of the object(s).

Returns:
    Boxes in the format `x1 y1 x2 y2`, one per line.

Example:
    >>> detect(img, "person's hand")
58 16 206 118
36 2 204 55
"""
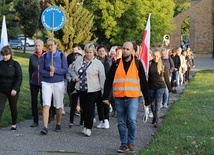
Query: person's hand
143 105 149 123
50 71 54 77
11 90 17 96
75 77 80 82
50 66 55 73
103 100 110 105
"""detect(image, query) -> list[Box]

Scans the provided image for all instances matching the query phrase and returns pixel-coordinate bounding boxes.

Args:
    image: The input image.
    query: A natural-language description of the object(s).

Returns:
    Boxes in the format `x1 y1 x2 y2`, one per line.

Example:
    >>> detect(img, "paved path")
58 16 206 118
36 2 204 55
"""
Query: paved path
0 58 213 155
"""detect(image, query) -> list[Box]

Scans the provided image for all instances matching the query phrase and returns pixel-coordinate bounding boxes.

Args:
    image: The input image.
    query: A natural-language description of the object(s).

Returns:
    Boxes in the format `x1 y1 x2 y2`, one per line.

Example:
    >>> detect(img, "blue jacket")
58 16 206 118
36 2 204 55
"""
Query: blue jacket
29 51 46 85
39 51 68 83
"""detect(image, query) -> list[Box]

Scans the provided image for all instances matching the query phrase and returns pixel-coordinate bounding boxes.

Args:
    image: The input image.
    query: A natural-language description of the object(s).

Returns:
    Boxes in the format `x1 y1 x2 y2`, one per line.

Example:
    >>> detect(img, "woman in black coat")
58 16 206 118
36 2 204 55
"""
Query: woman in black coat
0 46 22 130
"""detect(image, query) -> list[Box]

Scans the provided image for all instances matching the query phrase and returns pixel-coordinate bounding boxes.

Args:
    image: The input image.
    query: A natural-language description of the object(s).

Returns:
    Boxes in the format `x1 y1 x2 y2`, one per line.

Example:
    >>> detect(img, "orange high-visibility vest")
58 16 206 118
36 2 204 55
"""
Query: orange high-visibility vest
113 58 141 97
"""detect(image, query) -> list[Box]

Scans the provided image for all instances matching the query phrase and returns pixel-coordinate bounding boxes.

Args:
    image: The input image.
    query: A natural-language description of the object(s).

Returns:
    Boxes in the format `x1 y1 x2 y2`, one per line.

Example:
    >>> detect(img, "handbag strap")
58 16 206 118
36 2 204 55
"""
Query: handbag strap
78 61 92 78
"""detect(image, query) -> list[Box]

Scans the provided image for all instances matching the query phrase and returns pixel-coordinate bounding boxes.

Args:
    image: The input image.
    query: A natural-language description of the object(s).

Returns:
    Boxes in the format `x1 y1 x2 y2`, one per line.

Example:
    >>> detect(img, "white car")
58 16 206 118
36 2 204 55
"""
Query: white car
18 37 35 47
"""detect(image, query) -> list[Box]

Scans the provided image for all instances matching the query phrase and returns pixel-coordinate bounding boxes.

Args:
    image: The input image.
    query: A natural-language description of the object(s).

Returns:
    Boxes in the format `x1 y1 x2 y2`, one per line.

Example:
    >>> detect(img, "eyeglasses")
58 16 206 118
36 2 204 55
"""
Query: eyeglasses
47 44 54 47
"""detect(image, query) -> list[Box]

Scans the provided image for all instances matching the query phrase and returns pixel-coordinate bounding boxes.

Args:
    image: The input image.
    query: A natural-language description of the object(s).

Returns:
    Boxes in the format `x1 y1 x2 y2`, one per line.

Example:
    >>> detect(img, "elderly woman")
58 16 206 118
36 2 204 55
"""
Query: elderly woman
0 45 22 130
71 43 105 136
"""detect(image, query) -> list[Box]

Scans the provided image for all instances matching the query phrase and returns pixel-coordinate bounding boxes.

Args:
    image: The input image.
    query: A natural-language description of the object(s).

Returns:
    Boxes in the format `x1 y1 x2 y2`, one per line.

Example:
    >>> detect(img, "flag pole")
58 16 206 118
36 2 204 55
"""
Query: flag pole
0 15 9 60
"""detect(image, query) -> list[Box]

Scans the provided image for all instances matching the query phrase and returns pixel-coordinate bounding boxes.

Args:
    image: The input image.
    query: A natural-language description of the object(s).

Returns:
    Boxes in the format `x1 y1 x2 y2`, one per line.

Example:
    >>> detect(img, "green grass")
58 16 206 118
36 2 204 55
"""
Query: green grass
140 70 214 155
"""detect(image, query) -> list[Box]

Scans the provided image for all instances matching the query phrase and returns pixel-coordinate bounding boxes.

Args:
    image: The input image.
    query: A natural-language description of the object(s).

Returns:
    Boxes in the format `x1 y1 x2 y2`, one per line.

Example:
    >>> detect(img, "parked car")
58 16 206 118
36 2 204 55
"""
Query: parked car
18 37 35 47
9 39 23 50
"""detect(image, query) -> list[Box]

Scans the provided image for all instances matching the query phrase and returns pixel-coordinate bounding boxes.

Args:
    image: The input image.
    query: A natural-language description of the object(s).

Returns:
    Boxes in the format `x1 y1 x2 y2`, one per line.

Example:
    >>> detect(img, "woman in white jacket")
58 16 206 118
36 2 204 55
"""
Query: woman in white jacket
70 43 105 137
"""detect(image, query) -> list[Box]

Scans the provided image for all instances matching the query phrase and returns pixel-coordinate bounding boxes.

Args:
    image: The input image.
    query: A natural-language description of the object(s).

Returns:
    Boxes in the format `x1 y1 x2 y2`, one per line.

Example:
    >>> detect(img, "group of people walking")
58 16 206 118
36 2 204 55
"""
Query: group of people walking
0 38 194 154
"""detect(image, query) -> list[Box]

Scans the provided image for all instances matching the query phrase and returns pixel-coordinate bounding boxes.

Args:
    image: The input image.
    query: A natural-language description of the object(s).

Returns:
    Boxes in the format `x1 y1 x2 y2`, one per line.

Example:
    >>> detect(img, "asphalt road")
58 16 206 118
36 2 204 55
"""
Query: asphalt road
0 57 213 155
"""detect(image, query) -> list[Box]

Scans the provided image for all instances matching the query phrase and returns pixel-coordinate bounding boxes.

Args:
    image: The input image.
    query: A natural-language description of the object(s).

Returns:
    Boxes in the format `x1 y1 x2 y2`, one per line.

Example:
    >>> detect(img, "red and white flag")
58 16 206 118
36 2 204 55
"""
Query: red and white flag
0 15 8 60
139 13 151 76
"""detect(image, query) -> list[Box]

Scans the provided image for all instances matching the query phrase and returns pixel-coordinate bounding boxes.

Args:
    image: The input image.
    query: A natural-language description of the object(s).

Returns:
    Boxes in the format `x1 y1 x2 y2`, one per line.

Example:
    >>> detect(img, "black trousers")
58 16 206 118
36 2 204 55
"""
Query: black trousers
0 92 19 125
69 92 79 123
77 90 101 129
30 84 42 124
96 93 110 121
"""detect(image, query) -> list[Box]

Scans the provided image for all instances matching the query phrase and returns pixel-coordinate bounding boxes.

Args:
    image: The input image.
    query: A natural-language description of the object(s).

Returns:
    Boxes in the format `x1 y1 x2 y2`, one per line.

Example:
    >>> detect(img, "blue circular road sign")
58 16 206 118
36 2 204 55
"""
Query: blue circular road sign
41 6 66 31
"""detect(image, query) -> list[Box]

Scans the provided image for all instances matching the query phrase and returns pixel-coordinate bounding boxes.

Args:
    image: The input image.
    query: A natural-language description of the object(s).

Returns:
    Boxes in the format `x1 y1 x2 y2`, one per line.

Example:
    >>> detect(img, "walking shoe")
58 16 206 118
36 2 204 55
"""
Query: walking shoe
96 121 104 128
149 112 153 118
128 144 135 154
54 124 61 132
154 122 158 128
160 104 163 108
103 119 110 129
163 103 168 108
82 127 87 134
30 123 39 127
75 110 80 116
62 109 66 115
84 129 92 137
11 126 17 131
68 123 73 128
40 127 48 135
117 145 129 153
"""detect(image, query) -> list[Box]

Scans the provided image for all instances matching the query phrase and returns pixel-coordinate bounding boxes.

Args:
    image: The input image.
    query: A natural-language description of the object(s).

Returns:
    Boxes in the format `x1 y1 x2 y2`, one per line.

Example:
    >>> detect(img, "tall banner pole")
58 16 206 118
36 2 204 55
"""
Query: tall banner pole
51 12 54 66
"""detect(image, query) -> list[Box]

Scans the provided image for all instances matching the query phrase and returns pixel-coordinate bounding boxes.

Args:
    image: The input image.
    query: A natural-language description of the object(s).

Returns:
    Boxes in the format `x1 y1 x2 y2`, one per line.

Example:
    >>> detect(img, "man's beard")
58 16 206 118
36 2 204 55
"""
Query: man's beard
122 54 131 61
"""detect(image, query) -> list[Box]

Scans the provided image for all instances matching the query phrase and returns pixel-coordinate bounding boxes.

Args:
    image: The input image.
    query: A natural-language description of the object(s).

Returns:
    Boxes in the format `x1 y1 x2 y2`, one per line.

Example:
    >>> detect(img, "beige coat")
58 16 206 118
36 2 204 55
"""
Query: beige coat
70 57 105 94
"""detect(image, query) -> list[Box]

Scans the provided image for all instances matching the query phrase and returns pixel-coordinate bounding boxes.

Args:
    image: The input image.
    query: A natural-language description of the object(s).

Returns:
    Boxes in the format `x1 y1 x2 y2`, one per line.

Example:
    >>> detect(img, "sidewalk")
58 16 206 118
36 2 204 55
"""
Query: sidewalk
0 58 213 155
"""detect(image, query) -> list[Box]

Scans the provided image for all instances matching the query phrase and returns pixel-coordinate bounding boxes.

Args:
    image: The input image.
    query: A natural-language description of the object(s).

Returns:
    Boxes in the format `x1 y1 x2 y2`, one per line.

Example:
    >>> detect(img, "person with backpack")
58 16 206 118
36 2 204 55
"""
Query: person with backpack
39 38 68 135
0 45 22 130
102 41 150 154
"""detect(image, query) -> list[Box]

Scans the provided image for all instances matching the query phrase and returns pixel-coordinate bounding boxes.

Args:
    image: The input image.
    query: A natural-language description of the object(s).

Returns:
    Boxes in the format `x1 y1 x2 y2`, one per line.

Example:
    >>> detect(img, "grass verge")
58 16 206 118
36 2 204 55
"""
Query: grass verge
140 70 214 155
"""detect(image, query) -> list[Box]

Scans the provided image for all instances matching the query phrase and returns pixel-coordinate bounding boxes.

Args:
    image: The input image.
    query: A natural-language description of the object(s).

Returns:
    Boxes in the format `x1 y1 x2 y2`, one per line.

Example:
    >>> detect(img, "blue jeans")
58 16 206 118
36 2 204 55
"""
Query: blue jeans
149 88 165 123
162 87 169 104
114 97 139 145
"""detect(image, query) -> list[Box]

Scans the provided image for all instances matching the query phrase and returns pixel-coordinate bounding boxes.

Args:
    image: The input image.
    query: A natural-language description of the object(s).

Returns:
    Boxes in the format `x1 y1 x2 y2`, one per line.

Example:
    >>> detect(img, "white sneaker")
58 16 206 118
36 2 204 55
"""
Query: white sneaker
149 112 153 118
82 127 87 134
163 103 168 108
62 109 66 115
160 104 163 108
103 119 110 129
85 129 92 137
97 121 104 128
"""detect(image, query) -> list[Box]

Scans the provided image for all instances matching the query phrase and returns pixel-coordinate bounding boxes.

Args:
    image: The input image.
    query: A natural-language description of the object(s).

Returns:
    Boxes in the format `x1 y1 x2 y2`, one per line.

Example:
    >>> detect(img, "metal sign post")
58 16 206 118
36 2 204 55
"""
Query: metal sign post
41 6 66 66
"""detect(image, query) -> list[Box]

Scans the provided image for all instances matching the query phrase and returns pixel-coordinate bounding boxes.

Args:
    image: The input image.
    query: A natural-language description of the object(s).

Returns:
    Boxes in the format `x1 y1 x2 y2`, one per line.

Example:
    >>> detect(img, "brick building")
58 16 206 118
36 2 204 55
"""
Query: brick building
170 0 214 57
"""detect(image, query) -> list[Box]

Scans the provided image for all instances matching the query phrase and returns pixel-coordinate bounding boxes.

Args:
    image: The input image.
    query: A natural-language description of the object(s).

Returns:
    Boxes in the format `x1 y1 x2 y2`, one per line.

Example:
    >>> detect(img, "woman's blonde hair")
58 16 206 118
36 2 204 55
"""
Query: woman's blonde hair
153 48 164 75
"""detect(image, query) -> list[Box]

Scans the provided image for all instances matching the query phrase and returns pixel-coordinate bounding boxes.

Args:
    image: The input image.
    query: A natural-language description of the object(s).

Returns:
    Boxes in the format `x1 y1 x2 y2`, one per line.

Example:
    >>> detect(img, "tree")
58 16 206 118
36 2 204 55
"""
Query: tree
84 0 175 47
44 0 95 52
0 0 21 39
84 0 127 47
14 0 40 53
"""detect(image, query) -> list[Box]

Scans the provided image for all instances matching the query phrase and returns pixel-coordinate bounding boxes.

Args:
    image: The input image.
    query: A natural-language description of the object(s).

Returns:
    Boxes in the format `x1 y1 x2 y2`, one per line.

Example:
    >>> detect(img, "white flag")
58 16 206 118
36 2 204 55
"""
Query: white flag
0 15 9 60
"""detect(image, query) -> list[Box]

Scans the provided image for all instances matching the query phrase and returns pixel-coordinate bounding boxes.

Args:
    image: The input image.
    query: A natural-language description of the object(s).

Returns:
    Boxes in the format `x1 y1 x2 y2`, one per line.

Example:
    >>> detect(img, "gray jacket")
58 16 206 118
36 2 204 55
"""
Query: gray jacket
70 57 105 94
